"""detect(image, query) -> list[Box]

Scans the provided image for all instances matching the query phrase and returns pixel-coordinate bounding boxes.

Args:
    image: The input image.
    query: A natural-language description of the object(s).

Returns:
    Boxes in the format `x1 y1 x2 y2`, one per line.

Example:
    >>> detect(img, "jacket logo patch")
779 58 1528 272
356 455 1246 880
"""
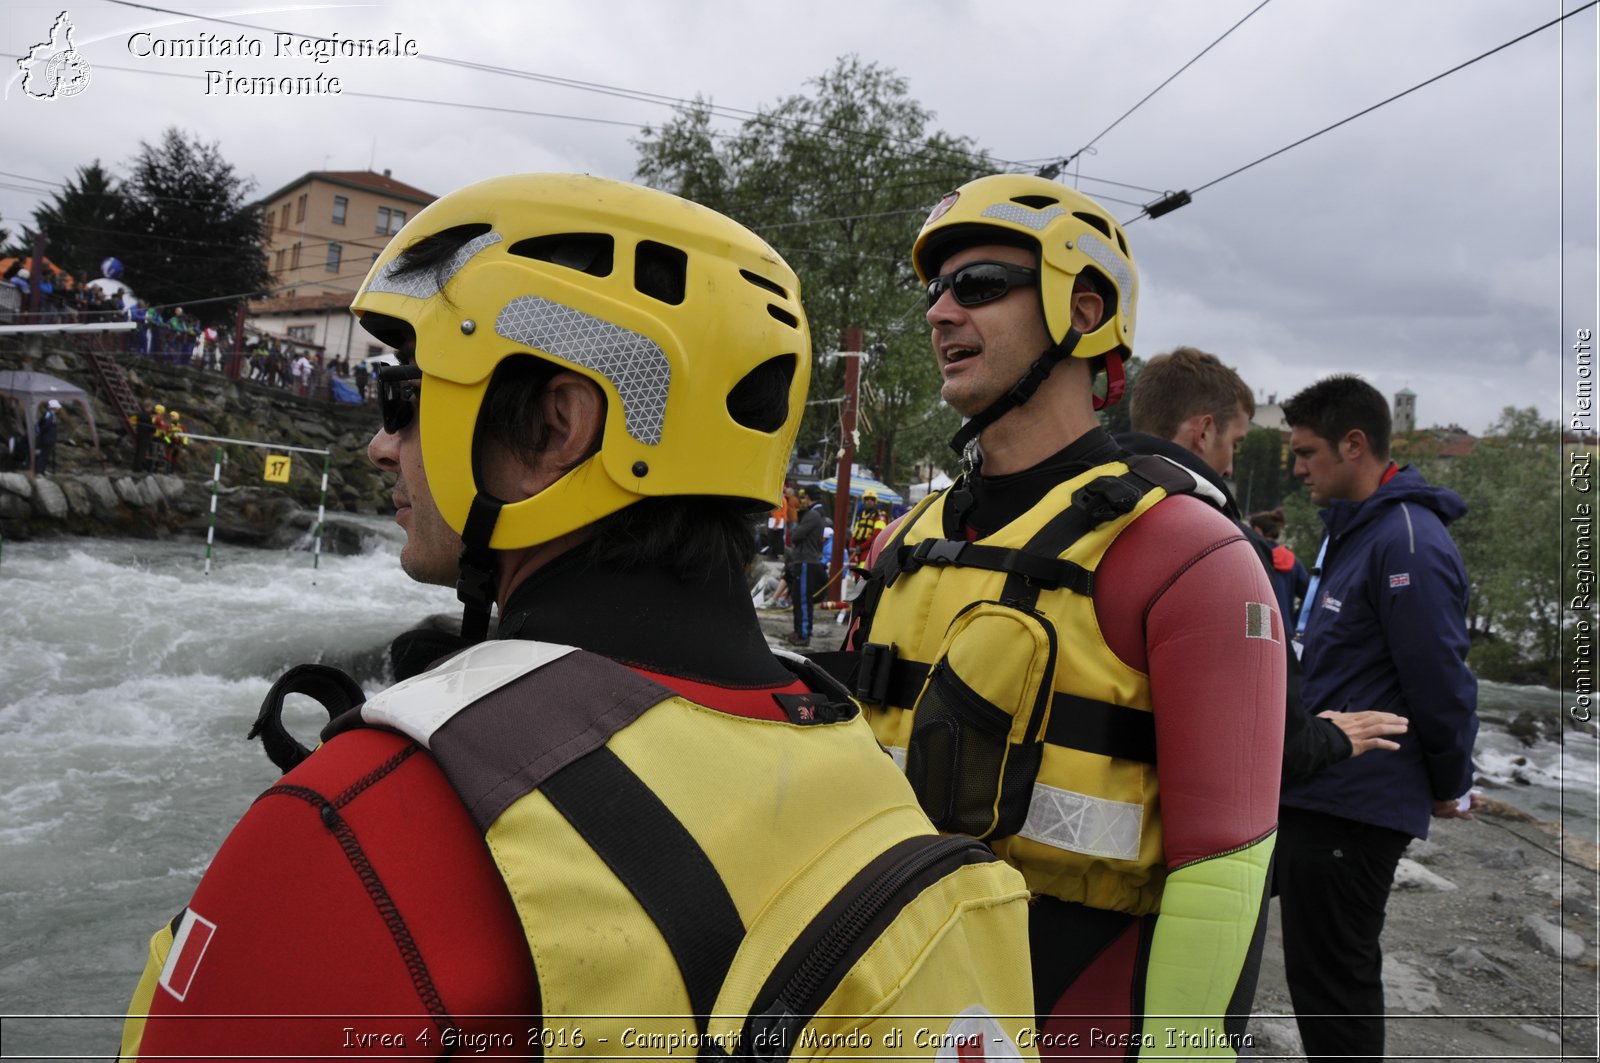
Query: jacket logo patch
1245 601 1279 642
159 908 217 1002
936 1007 1023 1062
1322 595 1342 613
1389 572 1411 588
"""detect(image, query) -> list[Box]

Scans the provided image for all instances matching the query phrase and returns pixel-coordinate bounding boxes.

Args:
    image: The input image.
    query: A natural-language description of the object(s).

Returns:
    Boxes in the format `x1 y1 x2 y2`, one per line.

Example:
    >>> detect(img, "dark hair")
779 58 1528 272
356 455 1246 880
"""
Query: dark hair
1248 508 1286 540
1282 374 1391 460
1129 346 1254 439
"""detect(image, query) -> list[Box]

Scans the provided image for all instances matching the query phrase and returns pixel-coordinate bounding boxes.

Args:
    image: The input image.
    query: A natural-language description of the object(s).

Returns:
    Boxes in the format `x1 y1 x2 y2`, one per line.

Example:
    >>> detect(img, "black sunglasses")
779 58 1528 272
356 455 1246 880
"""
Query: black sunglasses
926 261 1039 309
376 364 423 434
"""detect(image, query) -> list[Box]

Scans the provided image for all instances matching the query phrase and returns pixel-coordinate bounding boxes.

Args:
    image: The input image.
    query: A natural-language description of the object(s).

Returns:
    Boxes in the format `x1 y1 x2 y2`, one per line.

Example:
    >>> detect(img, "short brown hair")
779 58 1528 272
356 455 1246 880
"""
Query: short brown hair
1129 346 1255 440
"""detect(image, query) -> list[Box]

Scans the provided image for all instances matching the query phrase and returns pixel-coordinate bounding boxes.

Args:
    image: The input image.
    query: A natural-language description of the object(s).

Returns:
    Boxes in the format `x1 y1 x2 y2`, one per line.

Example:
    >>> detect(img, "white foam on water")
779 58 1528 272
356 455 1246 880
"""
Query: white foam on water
0 527 459 1022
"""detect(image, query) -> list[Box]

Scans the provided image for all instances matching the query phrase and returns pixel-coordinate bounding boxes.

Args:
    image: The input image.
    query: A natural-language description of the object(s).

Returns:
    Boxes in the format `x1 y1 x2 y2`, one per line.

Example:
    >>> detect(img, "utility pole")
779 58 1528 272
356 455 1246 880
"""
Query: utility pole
231 301 248 379
828 326 862 593
26 230 46 322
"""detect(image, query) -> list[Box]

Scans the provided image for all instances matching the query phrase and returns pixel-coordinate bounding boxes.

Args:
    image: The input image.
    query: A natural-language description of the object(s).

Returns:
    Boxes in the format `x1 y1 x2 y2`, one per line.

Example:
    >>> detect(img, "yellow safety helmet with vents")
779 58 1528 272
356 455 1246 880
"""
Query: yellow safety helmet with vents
350 173 811 552
913 173 1137 364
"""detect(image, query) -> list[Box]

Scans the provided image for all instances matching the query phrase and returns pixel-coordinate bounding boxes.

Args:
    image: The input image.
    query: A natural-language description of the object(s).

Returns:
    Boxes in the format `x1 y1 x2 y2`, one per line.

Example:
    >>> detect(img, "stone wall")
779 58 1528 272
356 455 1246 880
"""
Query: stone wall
0 339 393 542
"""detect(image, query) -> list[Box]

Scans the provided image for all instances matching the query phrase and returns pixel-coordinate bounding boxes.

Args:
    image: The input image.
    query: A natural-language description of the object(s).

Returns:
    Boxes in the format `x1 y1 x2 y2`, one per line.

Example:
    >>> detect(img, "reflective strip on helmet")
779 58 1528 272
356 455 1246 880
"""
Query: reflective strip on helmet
1077 231 1137 333
364 231 504 299
979 202 1067 231
1018 779 1143 862
496 295 670 445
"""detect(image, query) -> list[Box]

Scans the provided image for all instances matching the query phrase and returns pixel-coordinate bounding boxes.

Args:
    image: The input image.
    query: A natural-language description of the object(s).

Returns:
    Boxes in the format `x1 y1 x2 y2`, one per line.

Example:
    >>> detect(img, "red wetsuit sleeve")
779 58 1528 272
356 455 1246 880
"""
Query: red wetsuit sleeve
128 729 538 1061
1096 494 1283 864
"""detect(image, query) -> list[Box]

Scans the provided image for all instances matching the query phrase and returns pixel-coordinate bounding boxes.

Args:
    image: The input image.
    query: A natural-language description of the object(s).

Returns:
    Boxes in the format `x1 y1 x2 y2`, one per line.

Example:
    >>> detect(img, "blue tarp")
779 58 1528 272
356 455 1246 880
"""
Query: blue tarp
329 376 362 405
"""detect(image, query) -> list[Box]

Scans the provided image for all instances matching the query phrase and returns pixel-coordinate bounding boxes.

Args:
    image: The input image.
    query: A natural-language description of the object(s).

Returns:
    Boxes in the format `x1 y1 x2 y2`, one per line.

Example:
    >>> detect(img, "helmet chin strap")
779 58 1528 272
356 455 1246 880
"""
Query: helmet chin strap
455 493 504 645
946 327 1083 460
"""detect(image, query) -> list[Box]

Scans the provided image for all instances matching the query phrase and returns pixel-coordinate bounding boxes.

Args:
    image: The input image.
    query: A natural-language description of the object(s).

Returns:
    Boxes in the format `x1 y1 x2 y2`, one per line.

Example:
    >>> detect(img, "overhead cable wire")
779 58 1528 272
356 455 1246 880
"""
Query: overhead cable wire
1127 0 1600 224
102 0 1026 176
1039 0 1276 178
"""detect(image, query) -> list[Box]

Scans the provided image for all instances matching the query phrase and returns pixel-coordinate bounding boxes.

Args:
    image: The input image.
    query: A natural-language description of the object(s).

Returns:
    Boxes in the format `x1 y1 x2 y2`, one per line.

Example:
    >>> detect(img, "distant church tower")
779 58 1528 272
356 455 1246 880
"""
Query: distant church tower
1393 388 1416 433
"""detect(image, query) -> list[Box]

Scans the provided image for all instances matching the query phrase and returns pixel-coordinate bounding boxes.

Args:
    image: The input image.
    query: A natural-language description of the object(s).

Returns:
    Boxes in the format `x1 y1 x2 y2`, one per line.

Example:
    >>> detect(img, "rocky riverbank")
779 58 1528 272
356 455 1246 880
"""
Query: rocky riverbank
1 340 394 544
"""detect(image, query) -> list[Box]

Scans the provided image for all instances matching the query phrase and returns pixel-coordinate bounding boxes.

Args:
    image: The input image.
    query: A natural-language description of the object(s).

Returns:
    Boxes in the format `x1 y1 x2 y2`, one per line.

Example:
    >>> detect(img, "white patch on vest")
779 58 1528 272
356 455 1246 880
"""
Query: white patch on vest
159 908 217 1002
361 640 577 748
1019 781 1144 862
935 1006 1024 1062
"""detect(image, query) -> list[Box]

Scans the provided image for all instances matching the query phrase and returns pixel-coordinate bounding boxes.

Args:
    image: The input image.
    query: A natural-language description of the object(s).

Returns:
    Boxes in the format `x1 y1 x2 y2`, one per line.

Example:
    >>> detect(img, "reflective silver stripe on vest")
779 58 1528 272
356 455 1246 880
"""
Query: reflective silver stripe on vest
1076 231 1137 333
362 231 504 300
980 202 1066 231
887 745 1141 862
496 296 671 446
1018 780 1143 862
361 640 577 748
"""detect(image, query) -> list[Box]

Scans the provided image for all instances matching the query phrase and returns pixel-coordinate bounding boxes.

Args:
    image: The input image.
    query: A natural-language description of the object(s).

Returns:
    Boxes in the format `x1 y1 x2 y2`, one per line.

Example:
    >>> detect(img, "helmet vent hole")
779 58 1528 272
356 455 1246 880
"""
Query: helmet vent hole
508 233 614 277
767 304 799 330
1012 195 1060 209
739 269 789 299
635 240 687 305
1116 231 1129 255
1073 211 1111 239
726 354 796 433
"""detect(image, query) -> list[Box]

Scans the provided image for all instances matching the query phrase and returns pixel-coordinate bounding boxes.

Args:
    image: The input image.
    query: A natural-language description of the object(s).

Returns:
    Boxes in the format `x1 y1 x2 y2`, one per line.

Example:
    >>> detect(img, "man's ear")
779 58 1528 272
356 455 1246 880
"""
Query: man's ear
1340 428 1369 462
537 372 605 472
1175 412 1212 451
1070 288 1105 334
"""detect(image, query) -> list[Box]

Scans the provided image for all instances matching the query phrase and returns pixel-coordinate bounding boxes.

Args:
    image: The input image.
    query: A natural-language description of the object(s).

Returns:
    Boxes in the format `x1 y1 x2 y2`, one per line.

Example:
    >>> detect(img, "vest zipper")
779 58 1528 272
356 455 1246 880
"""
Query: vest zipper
750 833 989 1058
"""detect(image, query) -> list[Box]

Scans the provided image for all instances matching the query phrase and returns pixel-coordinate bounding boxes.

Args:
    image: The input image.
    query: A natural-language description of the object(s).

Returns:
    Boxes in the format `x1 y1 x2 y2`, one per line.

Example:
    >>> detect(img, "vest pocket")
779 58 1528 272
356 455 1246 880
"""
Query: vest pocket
904 602 1056 840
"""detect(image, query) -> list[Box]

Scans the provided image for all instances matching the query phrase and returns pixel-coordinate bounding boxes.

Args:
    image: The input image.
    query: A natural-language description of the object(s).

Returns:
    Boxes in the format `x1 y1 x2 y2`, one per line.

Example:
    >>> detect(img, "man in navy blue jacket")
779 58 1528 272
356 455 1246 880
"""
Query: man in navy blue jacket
1277 374 1479 1063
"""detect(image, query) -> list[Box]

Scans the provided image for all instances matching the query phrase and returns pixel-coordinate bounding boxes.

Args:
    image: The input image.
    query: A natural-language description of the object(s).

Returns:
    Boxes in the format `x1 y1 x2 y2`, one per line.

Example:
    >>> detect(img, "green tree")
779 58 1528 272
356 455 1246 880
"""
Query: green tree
1233 426 1287 515
1422 408 1563 684
30 160 126 285
116 128 271 328
635 56 990 486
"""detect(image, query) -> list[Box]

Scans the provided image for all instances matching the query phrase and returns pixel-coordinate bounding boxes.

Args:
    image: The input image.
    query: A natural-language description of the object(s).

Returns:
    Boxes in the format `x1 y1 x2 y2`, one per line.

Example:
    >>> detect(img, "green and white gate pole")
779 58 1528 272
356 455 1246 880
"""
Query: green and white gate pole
313 451 331 574
204 447 223 576
177 432 333 572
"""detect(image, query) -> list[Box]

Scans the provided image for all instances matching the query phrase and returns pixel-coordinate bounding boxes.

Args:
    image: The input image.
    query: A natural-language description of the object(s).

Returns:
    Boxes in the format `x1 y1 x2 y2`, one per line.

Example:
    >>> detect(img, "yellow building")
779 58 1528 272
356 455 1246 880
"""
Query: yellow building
248 169 435 367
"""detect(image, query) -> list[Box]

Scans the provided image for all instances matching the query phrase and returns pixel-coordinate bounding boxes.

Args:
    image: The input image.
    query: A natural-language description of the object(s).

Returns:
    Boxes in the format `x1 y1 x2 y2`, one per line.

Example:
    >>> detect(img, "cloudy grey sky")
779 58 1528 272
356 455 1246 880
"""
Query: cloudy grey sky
2 0 1595 437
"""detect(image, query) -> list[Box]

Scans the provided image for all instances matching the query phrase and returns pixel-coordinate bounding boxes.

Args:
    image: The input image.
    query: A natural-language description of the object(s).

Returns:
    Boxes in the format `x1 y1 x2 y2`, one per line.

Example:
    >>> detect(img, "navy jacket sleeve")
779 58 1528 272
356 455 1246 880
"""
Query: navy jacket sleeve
1375 506 1478 800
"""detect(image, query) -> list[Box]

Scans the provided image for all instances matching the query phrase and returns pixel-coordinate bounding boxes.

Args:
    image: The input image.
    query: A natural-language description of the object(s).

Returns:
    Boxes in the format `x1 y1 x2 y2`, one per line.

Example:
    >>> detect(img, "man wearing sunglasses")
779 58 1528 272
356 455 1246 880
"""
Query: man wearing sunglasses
849 174 1284 1057
121 174 1036 1060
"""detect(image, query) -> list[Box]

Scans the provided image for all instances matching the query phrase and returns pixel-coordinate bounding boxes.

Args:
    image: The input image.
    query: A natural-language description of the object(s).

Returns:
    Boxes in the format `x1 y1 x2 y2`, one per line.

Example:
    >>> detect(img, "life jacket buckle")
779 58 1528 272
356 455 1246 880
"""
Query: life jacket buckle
907 538 965 571
1072 475 1142 526
854 642 897 705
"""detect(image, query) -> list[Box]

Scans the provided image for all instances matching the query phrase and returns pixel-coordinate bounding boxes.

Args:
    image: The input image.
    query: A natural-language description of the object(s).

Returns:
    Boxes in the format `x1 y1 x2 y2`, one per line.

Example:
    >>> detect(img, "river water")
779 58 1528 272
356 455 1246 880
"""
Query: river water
0 528 1593 1059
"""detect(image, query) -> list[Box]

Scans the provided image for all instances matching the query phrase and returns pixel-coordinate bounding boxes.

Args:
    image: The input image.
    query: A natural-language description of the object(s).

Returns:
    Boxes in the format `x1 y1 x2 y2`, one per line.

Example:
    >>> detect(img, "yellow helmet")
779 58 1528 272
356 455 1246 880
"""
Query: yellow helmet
913 173 1137 364
351 173 811 552
861 489 878 502
168 410 181 422
153 404 166 414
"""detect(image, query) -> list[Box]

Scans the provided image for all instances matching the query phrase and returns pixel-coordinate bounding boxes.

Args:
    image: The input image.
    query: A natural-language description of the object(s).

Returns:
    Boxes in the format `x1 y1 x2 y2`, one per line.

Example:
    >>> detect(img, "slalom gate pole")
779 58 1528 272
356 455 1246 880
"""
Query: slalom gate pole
204 447 222 576
313 452 330 574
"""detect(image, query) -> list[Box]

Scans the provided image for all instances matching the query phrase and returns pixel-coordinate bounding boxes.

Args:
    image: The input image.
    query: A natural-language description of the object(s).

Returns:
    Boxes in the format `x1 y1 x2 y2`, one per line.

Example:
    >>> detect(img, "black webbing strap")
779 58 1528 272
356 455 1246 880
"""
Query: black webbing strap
858 656 1157 765
894 538 1095 597
540 746 745 1030
455 493 504 644
999 468 1156 607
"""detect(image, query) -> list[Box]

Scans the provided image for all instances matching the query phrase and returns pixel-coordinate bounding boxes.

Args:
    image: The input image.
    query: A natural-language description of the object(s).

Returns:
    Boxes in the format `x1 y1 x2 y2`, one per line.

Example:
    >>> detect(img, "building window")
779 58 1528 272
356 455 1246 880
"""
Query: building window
332 195 348 225
326 243 343 273
279 203 290 230
288 325 315 342
274 248 285 273
296 193 307 223
290 242 302 270
376 206 407 235
367 345 385 360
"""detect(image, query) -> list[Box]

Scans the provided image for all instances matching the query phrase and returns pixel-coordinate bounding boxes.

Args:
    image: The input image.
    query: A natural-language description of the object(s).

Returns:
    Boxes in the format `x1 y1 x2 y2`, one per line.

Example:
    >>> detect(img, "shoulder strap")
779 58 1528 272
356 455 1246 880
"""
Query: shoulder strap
329 640 752 1041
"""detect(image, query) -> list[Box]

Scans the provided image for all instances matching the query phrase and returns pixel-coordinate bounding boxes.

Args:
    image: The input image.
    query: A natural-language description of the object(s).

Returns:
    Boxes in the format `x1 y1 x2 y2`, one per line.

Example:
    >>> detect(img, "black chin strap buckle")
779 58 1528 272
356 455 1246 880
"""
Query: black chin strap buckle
455 494 504 645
